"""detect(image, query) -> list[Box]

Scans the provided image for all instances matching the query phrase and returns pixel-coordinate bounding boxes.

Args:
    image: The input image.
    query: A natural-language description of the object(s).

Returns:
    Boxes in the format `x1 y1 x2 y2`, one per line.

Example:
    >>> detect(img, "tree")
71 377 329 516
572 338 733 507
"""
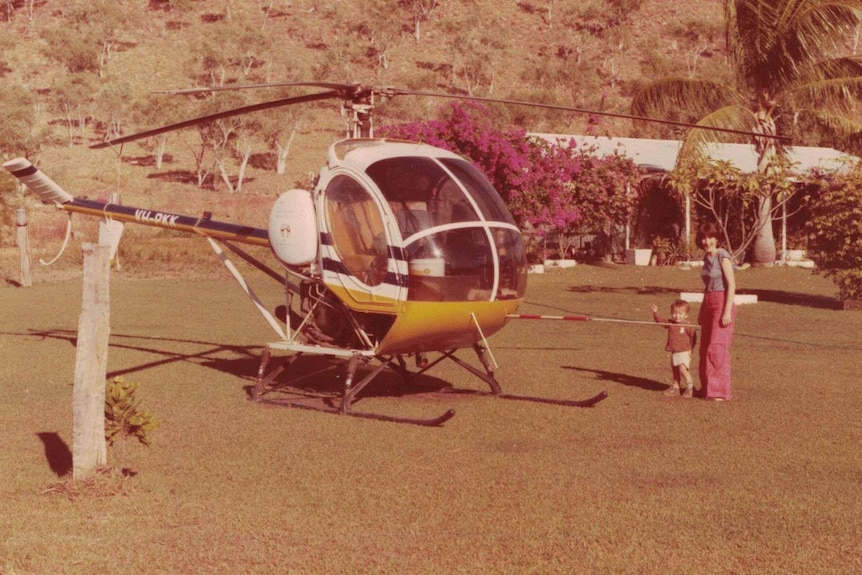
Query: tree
667 155 795 261
439 12 506 95
0 83 52 161
632 0 862 266
345 0 403 73
183 20 269 87
51 73 97 147
41 0 141 78
257 109 303 175
401 0 439 43
806 163 862 300
96 81 135 142
129 93 189 169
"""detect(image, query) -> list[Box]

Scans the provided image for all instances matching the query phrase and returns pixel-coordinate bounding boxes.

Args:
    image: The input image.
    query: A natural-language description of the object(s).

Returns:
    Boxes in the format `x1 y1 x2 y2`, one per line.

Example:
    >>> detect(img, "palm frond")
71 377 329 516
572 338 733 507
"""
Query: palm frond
798 56 862 82
631 78 745 124
728 0 862 94
789 75 862 114
677 105 762 167
796 107 862 139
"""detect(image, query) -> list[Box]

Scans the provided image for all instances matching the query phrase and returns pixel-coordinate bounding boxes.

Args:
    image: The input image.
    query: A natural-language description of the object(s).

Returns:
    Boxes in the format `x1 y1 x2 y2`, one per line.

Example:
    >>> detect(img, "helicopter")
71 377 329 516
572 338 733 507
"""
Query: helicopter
3 82 786 426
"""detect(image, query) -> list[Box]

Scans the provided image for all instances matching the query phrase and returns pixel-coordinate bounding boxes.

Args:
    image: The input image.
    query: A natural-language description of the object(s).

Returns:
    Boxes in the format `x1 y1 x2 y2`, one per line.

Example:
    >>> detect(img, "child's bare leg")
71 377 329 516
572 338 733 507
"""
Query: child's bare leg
679 364 693 398
664 365 682 395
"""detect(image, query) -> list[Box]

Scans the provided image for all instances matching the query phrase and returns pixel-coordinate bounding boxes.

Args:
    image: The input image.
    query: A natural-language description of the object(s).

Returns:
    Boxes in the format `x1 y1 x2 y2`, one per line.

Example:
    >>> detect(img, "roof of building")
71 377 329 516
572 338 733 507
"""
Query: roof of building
529 133 857 174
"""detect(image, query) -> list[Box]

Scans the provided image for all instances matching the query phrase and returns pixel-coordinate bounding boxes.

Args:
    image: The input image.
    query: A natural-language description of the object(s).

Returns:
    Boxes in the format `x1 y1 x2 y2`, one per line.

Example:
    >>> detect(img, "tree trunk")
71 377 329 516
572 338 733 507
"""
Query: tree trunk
750 194 775 267
155 136 167 170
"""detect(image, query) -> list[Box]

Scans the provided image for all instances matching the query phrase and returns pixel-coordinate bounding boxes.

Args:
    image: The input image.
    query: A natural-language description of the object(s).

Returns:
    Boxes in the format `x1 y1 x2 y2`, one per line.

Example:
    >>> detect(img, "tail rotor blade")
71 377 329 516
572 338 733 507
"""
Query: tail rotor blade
2 158 74 204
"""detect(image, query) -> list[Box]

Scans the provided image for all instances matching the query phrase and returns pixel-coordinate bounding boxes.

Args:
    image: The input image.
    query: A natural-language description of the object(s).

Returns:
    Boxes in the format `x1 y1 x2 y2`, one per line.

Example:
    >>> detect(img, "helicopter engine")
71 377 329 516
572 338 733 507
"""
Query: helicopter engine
268 189 318 267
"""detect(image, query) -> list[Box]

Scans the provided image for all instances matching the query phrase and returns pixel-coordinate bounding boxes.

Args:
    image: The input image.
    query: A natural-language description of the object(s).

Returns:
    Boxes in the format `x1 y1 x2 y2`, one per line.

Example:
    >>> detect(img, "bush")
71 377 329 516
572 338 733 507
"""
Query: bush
105 376 159 449
806 165 862 300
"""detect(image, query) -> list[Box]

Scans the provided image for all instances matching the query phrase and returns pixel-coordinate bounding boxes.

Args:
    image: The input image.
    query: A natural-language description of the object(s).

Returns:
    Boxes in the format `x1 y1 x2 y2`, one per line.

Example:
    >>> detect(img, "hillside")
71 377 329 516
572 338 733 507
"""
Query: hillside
0 0 732 273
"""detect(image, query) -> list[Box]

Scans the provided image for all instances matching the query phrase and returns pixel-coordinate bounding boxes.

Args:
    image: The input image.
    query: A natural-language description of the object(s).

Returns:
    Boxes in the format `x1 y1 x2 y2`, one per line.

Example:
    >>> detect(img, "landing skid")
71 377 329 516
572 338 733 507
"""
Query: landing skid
250 344 457 426
444 389 608 408
257 396 456 427
409 346 608 408
250 342 607 425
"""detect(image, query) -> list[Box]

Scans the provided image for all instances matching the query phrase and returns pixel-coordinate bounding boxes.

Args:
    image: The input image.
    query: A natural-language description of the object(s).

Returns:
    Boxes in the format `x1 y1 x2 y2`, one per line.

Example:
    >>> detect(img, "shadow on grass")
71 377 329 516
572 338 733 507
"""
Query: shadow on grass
36 432 72 477
122 153 173 167
202 354 454 401
145 170 199 184
6 328 457 401
562 365 665 392
566 285 682 296
3 328 264 379
743 288 841 310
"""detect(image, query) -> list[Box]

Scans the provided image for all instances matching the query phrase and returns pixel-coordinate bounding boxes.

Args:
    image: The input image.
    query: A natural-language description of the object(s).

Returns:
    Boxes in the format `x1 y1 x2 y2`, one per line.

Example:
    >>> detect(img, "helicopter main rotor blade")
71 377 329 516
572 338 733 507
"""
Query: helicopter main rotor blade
90 89 343 149
157 81 361 96
391 89 792 142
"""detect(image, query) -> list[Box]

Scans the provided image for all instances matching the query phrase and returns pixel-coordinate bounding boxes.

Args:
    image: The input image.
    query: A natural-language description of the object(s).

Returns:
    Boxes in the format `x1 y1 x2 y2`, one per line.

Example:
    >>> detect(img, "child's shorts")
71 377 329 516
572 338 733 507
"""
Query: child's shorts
671 351 691 368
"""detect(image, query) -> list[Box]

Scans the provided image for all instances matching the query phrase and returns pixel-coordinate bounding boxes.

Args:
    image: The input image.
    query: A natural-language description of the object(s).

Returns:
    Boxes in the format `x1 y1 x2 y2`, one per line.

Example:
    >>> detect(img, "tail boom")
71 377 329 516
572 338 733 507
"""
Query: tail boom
3 158 269 247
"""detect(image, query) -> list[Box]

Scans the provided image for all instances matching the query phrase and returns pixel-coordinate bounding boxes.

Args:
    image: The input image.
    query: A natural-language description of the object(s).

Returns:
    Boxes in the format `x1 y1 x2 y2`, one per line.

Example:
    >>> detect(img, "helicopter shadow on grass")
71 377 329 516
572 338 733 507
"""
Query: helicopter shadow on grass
6 328 265 381
200 353 456 403
561 365 666 392
7 328 453 403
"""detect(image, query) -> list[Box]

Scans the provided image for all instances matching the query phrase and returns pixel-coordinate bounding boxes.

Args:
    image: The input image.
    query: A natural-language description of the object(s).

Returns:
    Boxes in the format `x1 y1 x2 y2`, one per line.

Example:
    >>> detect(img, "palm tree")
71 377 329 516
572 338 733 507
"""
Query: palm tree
632 0 862 265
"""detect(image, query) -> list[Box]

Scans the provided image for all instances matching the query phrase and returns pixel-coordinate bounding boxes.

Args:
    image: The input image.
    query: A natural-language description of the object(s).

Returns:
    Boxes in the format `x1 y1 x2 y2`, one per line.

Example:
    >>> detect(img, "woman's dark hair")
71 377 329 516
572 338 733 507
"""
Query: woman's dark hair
696 222 721 245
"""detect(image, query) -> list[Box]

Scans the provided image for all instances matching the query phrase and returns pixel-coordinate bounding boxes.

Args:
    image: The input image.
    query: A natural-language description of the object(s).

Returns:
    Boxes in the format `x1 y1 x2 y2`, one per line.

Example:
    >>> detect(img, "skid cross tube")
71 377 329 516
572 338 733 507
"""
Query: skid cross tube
252 346 456 426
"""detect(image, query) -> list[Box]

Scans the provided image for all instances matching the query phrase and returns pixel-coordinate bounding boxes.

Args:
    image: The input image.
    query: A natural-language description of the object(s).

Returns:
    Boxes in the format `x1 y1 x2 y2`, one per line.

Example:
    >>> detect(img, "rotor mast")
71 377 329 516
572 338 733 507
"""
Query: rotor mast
340 85 397 138
342 87 376 138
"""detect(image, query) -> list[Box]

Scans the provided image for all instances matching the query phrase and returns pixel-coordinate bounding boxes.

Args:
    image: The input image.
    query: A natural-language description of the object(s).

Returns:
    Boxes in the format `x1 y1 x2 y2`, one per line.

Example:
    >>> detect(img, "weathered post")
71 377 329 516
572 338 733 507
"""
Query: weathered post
16 208 31 287
72 243 111 479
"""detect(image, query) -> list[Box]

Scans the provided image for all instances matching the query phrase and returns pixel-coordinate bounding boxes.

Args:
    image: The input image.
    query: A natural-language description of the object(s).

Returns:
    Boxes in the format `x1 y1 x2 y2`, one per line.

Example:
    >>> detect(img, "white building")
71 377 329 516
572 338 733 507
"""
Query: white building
529 133 855 175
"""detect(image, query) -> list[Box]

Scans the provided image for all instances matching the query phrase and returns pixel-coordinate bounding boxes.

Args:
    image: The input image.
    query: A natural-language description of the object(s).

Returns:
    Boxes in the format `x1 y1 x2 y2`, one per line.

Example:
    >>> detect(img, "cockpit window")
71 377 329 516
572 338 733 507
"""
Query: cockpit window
367 157 479 240
439 158 516 225
324 175 388 286
365 156 526 303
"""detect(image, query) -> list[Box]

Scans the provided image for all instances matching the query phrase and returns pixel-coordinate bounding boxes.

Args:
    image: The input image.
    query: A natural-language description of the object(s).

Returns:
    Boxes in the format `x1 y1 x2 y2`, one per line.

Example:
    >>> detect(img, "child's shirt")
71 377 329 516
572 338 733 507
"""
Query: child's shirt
654 314 697 352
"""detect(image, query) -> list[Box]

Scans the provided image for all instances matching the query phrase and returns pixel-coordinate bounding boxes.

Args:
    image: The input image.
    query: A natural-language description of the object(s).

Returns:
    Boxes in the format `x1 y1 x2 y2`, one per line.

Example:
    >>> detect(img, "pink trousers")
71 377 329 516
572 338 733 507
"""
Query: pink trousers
699 291 736 400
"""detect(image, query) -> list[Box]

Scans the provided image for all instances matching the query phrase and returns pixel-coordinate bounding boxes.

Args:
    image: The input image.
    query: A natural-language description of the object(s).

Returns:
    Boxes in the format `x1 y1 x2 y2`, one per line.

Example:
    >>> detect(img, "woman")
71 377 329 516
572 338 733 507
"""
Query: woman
697 223 736 401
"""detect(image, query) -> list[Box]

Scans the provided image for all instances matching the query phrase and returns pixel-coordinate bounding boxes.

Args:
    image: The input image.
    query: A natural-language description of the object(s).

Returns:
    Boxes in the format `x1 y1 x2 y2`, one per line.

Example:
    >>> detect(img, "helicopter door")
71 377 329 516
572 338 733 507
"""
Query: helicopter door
322 174 402 311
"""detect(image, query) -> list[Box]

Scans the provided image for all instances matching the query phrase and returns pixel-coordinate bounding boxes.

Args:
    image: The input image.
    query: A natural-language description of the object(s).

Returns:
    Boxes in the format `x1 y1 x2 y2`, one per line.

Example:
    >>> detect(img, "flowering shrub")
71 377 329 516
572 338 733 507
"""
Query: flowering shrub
379 102 641 259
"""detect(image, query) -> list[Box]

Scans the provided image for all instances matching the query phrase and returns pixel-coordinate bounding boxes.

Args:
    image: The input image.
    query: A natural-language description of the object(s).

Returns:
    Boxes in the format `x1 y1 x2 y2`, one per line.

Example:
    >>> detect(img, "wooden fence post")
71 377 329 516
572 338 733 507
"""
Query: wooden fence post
15 208 31 287
72 243 111 479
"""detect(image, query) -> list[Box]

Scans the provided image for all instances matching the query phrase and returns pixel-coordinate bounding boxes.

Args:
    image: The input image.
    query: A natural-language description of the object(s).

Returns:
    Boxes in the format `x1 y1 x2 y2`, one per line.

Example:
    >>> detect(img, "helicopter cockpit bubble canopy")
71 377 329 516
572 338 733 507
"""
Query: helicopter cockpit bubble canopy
318 139 527 312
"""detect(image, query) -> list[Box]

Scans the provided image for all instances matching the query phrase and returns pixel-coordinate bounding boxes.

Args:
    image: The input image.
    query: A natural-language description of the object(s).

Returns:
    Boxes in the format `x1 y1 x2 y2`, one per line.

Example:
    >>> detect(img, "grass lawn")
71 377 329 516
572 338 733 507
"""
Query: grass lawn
1 263 860 574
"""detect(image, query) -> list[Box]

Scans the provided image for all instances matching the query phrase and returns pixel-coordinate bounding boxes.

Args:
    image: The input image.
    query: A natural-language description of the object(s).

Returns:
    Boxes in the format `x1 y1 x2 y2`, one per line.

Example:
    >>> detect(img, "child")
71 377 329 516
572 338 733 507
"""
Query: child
650 299 698 398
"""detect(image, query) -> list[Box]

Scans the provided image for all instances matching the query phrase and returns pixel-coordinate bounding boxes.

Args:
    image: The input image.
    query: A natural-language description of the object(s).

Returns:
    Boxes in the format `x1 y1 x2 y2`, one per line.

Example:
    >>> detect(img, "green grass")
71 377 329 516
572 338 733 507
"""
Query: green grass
1 264 860 574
